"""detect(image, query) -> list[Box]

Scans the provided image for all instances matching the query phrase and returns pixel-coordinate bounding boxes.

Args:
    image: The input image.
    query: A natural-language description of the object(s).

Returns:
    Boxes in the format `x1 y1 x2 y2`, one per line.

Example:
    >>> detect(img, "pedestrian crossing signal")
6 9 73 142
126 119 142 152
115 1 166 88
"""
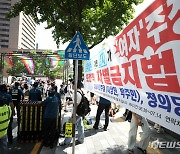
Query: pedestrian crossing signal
65 31 90 60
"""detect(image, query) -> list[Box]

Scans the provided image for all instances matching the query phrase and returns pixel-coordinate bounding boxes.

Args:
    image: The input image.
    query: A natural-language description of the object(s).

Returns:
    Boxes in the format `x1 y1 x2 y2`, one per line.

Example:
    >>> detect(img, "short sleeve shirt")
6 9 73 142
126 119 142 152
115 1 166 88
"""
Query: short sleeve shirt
65 84 72 97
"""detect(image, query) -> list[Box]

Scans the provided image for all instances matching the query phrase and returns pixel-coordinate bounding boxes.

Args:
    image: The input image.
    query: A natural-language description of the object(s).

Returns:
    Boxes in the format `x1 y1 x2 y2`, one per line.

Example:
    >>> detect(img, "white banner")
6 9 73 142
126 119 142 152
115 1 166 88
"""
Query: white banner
84 0 180 135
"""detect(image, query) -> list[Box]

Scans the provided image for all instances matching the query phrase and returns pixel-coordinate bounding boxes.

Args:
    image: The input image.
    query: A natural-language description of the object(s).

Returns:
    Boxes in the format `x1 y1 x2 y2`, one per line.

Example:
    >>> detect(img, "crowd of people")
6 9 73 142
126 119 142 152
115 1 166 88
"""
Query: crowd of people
0 78 63 152
0 77 163 154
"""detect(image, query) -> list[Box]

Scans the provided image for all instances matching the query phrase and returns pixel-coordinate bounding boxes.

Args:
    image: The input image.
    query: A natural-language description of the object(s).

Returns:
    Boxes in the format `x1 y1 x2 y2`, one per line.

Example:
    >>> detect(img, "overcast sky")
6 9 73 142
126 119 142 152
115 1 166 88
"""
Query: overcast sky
36 0 154 50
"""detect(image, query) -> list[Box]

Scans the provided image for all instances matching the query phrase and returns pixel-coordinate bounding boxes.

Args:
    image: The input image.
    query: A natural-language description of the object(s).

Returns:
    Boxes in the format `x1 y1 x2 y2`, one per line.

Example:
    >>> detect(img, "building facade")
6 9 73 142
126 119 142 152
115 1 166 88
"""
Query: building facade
0 0 36 49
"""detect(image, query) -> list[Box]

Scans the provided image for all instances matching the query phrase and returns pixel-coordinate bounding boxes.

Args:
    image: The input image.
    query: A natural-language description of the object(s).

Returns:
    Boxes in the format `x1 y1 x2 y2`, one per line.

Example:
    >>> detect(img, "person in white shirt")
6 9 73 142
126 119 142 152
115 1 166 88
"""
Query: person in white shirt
64 79 73 112
59 80 84 146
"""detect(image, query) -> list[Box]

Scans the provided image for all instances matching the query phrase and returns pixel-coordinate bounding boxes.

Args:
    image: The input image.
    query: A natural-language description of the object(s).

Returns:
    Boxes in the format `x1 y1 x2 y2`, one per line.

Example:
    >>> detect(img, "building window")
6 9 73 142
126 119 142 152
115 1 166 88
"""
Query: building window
0 23 10 26
0 8 10 11
0 29 9 32
0 18 10 21
0 39 8 42
0 3 11 6
0 34 9 37
0 13 8 16
1 45 8 48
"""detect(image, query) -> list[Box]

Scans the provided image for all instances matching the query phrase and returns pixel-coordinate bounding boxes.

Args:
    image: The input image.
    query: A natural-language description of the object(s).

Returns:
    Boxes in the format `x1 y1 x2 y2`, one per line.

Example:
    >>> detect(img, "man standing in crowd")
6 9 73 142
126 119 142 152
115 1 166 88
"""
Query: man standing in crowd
9 82 24 124
93 96 111 131
29 82 42 101
89 92 96 105
59 80 84 146
42 86 60 148
23 83 29 100
52 85 62 135
0 84 14 150
59 83 65 108
128 112 150 154
64 79 73 112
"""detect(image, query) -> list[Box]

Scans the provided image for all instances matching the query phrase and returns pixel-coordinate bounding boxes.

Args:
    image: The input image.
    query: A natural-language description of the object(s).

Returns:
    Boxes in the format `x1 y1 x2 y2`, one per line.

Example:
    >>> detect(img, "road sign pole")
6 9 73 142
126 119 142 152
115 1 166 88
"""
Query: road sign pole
72 60 78 154
64 31 90 154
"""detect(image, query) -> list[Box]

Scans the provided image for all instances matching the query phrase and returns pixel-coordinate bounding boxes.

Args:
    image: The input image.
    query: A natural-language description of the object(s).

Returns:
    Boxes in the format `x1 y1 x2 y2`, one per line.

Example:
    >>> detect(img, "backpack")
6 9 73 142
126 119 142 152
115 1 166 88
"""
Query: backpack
125 110 132 122
64 85 68 93
76 90 91 117
60 88 65 95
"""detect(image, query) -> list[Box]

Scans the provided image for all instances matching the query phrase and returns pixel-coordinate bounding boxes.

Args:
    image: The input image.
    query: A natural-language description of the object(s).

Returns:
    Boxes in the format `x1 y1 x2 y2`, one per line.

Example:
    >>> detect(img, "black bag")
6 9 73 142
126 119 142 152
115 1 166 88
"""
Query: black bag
60 88 65 95
76 90 91 117
64 85 68 93
125 110 132 122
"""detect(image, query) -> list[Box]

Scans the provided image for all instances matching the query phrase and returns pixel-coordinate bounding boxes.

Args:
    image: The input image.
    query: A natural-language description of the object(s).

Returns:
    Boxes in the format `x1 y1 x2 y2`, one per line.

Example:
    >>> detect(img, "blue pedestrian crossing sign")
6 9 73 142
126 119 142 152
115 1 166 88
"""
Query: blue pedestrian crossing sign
65 31 90 60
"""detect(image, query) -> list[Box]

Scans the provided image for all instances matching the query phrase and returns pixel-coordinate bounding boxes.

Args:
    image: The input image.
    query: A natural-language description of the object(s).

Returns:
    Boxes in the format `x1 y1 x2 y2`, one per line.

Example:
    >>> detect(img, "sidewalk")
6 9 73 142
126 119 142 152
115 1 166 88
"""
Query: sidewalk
40 104 180 154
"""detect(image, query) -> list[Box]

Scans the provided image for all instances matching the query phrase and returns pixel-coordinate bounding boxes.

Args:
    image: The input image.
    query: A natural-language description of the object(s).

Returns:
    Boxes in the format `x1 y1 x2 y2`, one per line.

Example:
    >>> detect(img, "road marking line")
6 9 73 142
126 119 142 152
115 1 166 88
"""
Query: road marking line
31 142 42 154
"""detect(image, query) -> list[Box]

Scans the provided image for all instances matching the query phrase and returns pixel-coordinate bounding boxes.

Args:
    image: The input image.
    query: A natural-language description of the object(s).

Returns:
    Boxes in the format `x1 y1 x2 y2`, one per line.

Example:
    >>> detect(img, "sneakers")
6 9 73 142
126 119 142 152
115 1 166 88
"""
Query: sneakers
137 147 147 154
154 123 159 129
59 134 65 138
154 124 164 133
128 149 134 154
75 140 83 145
157 128 164 133
103 125 107 131
103 127 107 131
123 113 127 117
59 141 83 146
59 141 67 146
93 125 98 130
93 125 108 131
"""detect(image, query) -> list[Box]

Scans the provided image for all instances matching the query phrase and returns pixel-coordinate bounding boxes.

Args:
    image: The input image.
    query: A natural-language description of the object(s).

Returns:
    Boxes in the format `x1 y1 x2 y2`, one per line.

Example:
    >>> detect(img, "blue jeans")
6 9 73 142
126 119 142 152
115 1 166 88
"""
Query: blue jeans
64 116 84 144
0 135 8 154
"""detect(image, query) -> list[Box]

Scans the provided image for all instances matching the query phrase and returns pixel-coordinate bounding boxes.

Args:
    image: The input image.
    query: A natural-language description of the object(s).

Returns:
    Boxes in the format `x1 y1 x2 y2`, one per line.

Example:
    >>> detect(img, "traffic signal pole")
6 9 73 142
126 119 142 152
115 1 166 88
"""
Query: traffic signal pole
72 60 78 154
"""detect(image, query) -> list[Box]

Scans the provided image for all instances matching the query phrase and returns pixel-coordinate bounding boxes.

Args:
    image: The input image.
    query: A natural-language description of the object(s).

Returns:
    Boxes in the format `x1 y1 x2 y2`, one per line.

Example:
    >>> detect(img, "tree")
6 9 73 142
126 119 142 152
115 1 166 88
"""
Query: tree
8 0 143 80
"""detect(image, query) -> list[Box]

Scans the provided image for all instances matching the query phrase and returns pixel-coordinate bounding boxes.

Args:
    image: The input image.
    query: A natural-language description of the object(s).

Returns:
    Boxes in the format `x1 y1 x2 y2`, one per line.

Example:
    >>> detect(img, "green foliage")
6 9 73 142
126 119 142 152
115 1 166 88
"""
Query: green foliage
6 59 24 76
7 0 143 80
7 0 143 49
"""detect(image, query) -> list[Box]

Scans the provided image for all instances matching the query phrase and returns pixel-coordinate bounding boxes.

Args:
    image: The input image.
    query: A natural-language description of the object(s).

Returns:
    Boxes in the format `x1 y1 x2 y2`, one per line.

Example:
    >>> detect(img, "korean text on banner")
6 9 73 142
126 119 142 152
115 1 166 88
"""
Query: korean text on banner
84 0 180 135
